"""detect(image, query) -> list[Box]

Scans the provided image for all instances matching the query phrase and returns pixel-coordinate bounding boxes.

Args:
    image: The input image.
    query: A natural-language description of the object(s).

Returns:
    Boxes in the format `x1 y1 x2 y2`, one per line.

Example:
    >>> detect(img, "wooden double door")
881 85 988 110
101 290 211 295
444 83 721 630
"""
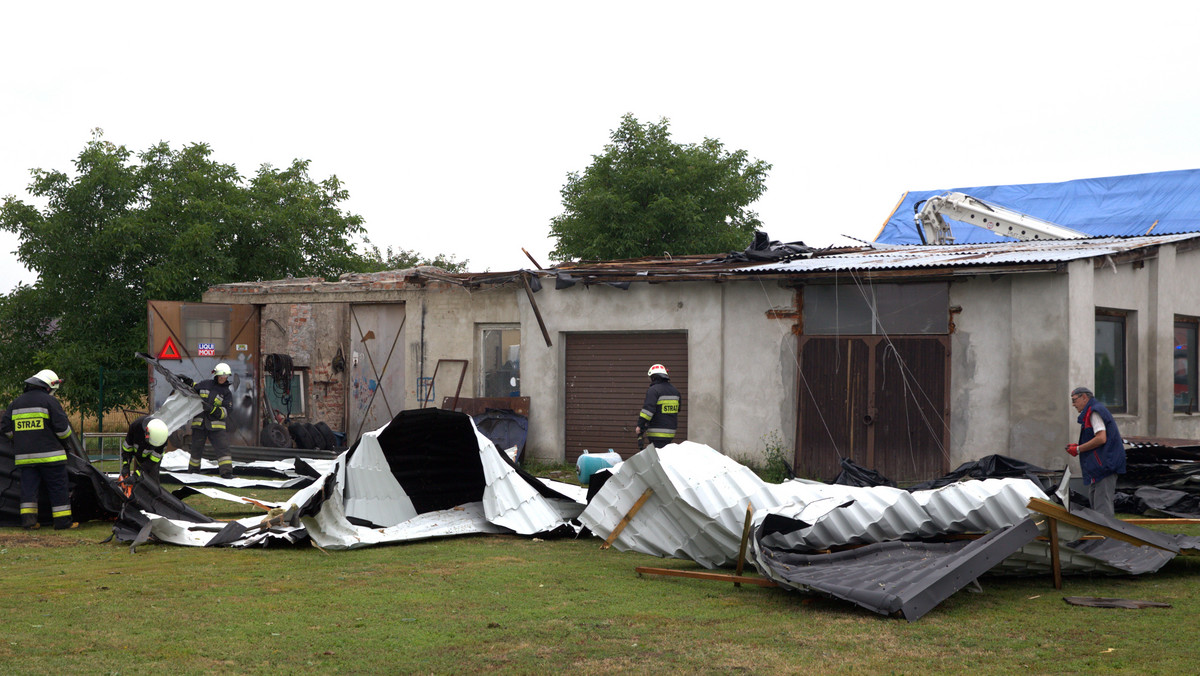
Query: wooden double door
796 335 950 484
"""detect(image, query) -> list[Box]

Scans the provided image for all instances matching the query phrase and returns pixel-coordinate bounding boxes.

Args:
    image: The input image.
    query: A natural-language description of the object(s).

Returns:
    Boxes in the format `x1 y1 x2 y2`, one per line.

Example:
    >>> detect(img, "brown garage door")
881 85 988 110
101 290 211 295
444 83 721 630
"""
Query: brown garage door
564 332 688 463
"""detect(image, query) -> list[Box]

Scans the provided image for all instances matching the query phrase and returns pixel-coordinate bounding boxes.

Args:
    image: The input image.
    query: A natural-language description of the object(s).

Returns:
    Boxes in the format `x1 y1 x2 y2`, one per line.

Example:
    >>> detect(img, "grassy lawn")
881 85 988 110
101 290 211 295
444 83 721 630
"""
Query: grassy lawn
1 485 1198 675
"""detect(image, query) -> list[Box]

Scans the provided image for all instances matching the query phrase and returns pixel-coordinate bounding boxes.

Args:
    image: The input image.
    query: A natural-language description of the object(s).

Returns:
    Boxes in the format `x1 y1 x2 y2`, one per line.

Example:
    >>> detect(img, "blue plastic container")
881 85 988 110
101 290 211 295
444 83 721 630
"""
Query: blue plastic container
576 449 622 485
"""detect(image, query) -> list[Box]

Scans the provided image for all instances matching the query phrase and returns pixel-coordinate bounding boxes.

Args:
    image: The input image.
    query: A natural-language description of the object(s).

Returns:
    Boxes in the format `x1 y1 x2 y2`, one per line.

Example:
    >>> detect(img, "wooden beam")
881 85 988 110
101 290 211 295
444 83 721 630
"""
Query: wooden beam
521 274 553 348
1048 517 1063 591
1026 498 1177 552
735 502 754 587
635 566 778 588
601 488 653 550
1121 518 1200 525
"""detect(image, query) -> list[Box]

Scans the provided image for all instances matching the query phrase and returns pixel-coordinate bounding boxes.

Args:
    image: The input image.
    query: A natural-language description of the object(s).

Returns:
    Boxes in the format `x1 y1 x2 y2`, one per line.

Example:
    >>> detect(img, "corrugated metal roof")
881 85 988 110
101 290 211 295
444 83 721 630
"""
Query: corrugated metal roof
752 519 1041 621
579 442 1051 568
738 233 1200 273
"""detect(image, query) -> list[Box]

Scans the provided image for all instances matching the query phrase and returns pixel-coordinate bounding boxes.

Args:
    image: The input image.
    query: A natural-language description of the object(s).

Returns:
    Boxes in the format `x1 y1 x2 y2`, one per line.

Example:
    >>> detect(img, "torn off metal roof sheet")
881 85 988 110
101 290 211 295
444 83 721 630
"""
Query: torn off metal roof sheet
113 409 584 549
580 442 1049 568
752 519 1041 622
736 233 1200 273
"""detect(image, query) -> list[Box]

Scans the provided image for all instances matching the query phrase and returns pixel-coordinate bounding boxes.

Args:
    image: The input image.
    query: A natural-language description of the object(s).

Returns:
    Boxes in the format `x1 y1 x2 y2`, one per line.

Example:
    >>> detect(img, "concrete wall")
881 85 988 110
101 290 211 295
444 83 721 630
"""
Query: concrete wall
519 279 795 463
260 302 349 428
949 240 1200 476
206 280 521 444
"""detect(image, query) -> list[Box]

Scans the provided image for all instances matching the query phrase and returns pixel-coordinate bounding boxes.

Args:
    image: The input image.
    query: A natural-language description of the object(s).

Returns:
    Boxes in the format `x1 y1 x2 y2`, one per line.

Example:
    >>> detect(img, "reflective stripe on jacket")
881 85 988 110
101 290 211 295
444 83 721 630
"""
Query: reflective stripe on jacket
1 389 72 465
638 378 680 439
191 379 232 431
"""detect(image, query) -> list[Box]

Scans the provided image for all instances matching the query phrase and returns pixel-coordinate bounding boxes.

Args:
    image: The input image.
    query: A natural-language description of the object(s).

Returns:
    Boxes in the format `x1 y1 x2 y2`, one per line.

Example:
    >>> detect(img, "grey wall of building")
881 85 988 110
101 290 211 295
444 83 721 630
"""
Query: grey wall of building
519 279 795 463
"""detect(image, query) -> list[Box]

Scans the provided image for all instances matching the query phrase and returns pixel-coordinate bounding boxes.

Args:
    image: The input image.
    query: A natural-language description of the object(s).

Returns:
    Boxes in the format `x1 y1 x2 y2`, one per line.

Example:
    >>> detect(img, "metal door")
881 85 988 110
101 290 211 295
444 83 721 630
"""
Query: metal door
796 335 949 484
564 332 688 463
147 301 260 446
348 303 407 443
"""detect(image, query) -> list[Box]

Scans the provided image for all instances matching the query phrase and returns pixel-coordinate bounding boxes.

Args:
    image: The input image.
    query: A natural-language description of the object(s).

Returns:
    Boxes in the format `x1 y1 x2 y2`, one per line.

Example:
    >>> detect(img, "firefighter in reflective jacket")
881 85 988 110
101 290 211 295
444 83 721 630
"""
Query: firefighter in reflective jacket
121 416 170 485
635 364 681 449
189 363 234 478
0 369 77 529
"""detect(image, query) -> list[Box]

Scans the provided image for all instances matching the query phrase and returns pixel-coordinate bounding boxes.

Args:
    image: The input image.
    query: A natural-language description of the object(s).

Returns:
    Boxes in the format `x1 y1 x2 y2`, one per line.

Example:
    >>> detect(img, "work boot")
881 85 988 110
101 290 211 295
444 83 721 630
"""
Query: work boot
55 522 80 530
24 523 40 531
220 471 233 480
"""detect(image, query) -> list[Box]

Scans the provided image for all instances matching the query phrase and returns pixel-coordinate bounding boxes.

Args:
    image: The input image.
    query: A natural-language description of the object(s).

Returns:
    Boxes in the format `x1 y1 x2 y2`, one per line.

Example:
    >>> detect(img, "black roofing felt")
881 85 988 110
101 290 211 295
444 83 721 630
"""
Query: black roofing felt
754 519 1041 621
370 408 576 515
376 408 488 513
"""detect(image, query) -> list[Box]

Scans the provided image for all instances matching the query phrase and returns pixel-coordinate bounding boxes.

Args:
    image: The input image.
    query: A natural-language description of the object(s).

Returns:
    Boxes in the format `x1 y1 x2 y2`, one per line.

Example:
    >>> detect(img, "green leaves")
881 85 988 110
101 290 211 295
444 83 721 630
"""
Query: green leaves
0 131 370 411
550 114 771 262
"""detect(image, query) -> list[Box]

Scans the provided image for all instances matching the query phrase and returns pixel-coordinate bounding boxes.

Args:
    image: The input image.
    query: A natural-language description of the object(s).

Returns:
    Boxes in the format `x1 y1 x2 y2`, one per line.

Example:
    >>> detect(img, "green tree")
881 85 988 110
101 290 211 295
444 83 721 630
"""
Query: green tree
357 244 469 273
0 132 375 411
549 114 771 261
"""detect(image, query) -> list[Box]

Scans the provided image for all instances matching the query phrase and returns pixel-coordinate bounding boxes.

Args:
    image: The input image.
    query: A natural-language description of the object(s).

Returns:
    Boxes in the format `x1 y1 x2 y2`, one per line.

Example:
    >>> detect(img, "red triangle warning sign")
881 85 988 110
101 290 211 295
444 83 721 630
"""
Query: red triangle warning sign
157 336 182 360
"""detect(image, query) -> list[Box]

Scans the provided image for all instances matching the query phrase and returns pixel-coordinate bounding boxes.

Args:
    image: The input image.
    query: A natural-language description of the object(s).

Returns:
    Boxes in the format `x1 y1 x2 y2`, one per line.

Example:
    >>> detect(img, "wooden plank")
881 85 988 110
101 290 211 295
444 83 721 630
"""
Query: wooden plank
1026 498 1177 552
635 566 778 588
600 488 653 550
1120 518 1200 525
1048 517 1063 591
735 502 754 587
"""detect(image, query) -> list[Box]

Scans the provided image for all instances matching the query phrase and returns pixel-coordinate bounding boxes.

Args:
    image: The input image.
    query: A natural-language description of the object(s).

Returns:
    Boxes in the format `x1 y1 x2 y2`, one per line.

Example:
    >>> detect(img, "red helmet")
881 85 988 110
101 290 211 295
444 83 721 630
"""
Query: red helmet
647 364 669 378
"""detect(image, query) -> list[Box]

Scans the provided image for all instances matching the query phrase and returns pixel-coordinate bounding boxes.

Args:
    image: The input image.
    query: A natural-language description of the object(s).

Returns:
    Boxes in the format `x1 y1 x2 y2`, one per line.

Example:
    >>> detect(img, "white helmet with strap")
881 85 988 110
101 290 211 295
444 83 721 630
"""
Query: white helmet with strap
146 418 169 447
647 364 669 378
212 363 232 377
26 369 63 391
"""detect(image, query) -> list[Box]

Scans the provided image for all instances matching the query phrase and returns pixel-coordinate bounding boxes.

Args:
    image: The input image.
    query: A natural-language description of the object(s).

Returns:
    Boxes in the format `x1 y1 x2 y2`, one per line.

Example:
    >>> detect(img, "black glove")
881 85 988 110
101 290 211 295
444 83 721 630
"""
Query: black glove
179 375 195 388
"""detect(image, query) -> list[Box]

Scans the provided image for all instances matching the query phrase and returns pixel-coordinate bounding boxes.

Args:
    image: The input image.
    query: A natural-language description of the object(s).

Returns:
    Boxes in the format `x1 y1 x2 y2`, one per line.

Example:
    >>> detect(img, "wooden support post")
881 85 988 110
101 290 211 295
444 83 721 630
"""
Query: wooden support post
521 275 553 348
1047 517 1063 591
601 488 653 550
734 502 754 587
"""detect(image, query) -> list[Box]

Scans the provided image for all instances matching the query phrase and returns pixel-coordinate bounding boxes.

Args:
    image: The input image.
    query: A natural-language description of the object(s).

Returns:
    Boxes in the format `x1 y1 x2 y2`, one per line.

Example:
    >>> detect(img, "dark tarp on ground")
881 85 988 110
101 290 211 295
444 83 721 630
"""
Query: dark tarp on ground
472 409 528 464
905 454 1058 493
1121 486 1200 519
831 458 897 488
110 474 215 543
2 434 132 527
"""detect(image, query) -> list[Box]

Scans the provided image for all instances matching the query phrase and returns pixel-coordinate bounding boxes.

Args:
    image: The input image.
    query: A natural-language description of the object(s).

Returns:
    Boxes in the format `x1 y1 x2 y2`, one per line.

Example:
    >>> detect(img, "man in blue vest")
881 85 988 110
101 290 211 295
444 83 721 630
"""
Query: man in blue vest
1066 386 1126 516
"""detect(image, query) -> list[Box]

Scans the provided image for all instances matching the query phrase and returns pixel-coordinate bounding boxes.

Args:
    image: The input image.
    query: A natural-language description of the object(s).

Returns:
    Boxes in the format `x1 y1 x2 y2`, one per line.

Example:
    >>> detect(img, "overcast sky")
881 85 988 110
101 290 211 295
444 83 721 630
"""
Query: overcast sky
3 2 1200 293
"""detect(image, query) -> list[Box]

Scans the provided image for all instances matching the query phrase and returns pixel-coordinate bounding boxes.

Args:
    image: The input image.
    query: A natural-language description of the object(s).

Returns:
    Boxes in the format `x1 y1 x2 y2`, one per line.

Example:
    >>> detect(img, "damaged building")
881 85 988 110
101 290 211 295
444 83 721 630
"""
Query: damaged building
144 168 1200 485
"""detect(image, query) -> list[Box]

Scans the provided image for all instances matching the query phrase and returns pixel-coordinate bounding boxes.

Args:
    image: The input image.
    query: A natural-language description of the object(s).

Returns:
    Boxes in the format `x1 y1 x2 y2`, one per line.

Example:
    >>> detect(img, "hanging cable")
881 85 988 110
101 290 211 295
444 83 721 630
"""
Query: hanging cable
264 353 295 421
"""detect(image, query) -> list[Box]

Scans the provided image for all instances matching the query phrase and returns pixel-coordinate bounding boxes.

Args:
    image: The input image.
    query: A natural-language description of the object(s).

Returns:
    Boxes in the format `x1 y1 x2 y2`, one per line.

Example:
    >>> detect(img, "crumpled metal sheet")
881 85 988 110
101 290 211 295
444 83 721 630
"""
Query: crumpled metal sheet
153 391 204 436
121 410 585 549
578 442 783 568
342 427 418 527
480 427 585 534
752 519 1042 621
580 442 1049 568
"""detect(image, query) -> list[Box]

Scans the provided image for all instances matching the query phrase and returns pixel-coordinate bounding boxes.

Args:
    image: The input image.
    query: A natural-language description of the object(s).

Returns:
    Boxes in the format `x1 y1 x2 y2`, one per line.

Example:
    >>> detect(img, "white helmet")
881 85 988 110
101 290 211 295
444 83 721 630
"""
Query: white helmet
26 369 63 391
647 364 669 378
146 418 169 447
212 363 232 377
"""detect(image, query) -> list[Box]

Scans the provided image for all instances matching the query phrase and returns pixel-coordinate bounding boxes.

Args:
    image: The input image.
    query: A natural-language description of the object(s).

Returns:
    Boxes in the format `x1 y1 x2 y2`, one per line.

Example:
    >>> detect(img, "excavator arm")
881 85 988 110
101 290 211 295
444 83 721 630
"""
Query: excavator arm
915 192 1086 245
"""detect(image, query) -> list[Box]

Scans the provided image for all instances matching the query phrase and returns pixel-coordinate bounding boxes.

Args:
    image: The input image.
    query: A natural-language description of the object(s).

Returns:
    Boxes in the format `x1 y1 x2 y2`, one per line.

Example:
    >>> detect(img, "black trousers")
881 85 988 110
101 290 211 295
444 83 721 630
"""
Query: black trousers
19 462 72 529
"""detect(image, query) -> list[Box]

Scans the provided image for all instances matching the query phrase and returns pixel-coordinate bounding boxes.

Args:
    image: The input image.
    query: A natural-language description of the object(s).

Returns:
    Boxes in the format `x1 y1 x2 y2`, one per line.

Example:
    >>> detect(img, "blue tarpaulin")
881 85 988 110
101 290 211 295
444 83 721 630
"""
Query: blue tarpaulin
875 168 1200 245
